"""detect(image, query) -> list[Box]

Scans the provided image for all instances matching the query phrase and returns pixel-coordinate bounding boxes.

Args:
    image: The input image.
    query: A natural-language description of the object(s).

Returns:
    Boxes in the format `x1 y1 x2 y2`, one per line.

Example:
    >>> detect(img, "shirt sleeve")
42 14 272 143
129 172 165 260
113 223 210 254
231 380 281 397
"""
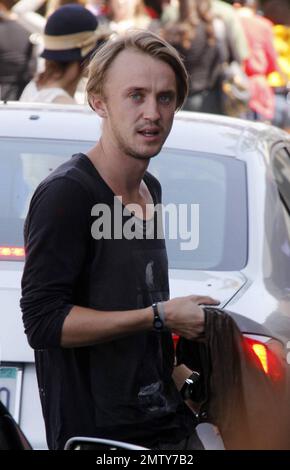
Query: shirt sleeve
20 176 92 349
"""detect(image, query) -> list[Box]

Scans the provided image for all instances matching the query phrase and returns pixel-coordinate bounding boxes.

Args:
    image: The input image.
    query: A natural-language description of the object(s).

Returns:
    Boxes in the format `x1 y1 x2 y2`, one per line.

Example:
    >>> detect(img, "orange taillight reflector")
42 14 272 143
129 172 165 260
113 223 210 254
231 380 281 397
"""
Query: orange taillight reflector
252 343 268 374
0 246 25 259
243 336 285 382
172 334 179 351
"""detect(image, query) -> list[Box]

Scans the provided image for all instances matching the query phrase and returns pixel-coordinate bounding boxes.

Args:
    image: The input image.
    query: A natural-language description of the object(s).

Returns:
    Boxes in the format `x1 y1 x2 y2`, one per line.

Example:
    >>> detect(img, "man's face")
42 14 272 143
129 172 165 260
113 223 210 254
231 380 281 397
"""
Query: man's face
99 49 177 161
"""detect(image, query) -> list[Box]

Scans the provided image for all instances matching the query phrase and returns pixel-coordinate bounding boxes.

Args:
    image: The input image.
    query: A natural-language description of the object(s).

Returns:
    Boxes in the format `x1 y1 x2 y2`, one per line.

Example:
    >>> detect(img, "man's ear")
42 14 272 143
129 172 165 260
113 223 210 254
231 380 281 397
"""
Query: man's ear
90 95 108 118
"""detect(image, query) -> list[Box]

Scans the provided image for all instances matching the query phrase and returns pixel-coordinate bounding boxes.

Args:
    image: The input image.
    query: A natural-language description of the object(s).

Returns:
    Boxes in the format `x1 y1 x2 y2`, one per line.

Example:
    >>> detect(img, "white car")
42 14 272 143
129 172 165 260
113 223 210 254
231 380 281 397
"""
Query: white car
0 102 290 449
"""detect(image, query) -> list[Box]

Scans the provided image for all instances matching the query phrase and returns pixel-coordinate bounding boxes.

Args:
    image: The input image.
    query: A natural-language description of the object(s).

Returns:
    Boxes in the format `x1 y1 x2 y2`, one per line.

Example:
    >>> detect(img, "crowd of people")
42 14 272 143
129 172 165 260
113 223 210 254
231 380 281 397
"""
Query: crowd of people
0 0 290 129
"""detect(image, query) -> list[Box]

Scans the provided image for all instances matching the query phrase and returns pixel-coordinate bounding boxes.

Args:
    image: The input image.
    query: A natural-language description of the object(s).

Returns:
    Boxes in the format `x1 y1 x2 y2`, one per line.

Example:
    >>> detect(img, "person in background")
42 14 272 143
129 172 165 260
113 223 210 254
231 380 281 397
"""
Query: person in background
233 0 279 122
20 4 104 104
211 0 249 64
12 0 47 33
0 0 36 100
105 0 152 35
45 0 86 16
12 0 92 33
264 0 290 132
86 0 106 16
161 0 224 114
144 0 162 18
161 0 249 65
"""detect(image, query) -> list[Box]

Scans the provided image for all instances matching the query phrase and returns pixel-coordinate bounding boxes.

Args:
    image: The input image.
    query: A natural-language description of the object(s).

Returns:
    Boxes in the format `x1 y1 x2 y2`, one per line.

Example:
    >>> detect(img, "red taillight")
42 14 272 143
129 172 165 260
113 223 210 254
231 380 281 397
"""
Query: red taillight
172 333 285 383
172 334 179 351
243 336 285 382
0 246 25 260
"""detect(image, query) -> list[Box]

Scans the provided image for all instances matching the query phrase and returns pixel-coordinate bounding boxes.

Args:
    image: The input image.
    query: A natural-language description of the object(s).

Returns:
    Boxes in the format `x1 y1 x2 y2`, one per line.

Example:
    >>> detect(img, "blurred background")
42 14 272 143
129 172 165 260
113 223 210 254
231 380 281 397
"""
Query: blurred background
1 0 290 129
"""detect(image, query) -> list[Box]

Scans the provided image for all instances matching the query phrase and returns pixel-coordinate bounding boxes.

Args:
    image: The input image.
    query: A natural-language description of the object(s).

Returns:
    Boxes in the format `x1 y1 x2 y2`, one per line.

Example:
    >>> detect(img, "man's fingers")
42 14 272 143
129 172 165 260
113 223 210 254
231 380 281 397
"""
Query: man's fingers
189 295 220 305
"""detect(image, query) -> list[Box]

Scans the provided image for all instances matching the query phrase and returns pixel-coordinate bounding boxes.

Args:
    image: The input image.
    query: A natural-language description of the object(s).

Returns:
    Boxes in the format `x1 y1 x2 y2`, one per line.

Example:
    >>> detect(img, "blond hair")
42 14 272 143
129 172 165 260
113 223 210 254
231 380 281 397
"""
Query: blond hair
86 31 189 111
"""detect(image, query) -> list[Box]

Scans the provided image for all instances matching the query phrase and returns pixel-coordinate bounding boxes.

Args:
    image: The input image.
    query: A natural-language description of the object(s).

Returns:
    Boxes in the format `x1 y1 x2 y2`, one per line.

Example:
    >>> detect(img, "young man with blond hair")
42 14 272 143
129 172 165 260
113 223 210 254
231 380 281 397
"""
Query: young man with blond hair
21 31 218 450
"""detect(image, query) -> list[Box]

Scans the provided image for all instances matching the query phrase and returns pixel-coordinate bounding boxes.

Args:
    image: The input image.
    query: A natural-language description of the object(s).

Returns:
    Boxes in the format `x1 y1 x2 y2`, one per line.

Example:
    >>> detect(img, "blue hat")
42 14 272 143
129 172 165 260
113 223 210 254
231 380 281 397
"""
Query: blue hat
40 4 99 62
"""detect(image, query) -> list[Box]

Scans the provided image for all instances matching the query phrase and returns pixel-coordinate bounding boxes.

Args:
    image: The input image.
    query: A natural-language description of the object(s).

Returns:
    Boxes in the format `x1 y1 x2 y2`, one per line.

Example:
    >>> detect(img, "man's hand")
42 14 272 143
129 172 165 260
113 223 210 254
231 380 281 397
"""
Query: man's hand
60 295 219 348
164 295 219 339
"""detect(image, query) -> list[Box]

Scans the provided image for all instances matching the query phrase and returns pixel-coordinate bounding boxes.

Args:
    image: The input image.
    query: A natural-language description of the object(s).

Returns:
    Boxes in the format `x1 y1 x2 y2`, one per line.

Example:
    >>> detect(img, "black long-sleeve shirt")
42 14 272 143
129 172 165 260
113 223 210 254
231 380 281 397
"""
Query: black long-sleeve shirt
21 153 195 449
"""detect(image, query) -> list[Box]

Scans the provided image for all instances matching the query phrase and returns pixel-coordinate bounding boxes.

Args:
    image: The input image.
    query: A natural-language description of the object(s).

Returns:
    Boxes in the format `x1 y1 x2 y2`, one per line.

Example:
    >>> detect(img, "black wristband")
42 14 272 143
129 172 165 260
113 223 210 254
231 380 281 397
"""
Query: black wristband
152 303 164 331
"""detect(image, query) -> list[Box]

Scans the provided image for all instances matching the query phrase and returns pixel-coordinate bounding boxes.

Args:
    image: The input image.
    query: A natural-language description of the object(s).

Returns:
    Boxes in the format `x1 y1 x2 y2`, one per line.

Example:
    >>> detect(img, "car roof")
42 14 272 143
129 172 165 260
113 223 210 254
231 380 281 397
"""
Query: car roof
1 101 289 157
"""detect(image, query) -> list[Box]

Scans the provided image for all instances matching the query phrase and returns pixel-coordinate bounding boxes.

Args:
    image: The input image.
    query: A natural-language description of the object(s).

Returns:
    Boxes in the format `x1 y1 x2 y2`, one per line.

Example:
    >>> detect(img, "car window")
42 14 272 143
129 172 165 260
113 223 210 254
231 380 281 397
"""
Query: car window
0 139 248 270
149 149 248 271
272 147 290 214
0 138 91 251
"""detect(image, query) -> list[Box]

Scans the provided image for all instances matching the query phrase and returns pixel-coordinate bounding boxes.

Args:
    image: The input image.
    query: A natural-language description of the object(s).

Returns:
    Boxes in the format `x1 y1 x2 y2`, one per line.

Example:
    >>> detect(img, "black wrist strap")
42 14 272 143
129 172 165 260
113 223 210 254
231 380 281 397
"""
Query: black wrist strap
152 303 164 331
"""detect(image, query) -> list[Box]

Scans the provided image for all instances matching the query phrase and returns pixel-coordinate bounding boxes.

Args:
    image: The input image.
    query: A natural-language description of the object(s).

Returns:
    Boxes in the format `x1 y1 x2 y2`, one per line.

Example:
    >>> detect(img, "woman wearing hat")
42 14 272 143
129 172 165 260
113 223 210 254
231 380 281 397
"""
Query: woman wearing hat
20 3 105 103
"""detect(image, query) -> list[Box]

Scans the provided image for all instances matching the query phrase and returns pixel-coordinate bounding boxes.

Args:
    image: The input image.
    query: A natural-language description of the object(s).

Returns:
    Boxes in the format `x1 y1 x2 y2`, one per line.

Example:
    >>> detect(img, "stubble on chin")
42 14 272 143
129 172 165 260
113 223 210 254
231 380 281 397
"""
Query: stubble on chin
118 136 164 161
127 145 163 161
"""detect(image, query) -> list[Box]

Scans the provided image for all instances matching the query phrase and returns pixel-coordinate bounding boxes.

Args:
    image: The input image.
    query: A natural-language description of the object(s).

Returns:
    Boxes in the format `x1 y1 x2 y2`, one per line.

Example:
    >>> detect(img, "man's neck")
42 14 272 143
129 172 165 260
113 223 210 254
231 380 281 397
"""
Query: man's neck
87 139 150 200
